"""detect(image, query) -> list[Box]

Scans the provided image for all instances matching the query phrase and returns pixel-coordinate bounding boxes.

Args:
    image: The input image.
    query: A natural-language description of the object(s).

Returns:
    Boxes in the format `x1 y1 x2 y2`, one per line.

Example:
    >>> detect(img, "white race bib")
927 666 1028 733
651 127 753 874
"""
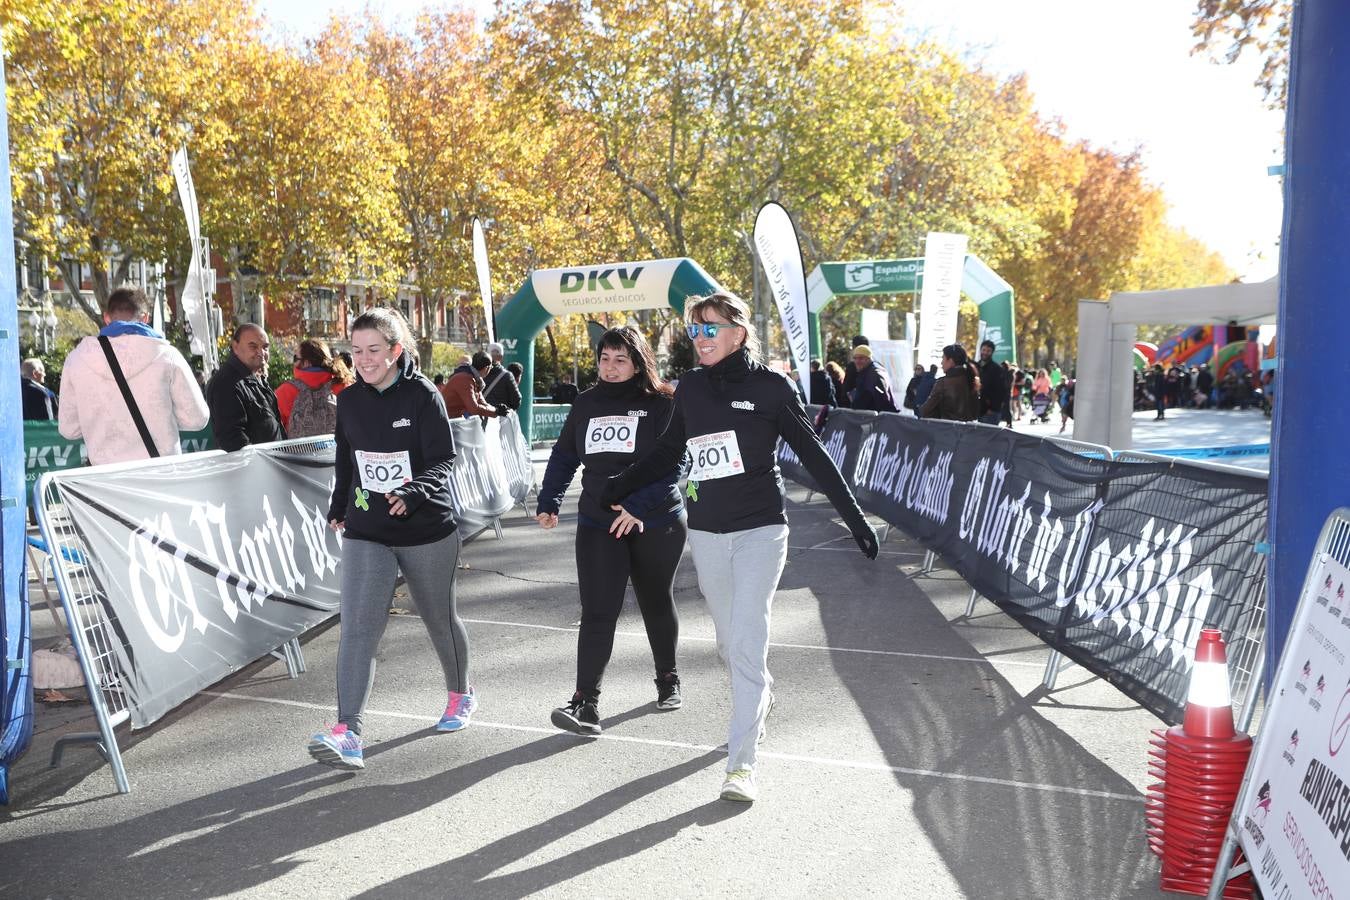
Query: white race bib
687 430 744 481
355 450 413 492
585 415 639 455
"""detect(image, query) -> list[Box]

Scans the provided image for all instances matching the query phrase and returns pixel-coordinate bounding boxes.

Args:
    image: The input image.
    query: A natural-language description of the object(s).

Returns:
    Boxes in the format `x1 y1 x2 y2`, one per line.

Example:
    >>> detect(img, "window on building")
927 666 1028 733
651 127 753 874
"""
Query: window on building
303 288 337 335
29 254 47 293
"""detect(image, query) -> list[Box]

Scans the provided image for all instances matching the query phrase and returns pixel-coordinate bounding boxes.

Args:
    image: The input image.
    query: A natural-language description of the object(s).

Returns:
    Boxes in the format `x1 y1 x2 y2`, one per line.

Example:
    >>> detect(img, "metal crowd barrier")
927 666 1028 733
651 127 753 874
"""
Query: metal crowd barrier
836 419 1268 714
794 413 1121 692
952 425 1117 690
1108 448 1269 731
34 438 330 794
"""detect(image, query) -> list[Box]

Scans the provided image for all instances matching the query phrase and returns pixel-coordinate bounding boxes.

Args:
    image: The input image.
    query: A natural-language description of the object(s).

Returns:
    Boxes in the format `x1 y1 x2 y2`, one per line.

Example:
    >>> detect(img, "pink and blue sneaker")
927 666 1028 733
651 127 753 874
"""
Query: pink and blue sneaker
437 687 478 732
308 723 364 770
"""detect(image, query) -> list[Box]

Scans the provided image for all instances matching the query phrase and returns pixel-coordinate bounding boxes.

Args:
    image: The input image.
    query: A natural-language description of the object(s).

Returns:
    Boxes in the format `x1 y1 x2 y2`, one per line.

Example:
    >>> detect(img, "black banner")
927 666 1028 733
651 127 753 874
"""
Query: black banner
778 409 1268 724
47 414 535 728
777 405 875 497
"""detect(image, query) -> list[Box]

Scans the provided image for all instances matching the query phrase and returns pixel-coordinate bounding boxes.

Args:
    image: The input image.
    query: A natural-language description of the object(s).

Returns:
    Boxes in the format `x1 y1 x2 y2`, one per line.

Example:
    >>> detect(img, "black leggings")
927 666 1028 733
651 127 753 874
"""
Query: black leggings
574 517 687 699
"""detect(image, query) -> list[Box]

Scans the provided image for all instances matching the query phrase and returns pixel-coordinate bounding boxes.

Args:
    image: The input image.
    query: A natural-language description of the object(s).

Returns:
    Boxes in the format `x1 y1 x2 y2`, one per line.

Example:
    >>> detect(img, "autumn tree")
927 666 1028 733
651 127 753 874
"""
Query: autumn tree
2 0 257 324
1192 0 1291 108
490 0 897 355
194 20 404 318
363 11 488 362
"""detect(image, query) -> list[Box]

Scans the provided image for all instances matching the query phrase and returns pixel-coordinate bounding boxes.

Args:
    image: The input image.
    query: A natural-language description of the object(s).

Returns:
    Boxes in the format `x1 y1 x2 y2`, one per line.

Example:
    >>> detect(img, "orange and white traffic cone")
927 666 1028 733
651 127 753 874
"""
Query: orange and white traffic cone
1148 627 1254 899
1182 628 1236 740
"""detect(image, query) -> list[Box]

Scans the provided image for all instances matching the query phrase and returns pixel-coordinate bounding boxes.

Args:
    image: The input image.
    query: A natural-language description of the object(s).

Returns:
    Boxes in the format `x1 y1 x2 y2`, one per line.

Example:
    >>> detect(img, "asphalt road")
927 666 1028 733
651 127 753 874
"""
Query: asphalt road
1 484 1178 899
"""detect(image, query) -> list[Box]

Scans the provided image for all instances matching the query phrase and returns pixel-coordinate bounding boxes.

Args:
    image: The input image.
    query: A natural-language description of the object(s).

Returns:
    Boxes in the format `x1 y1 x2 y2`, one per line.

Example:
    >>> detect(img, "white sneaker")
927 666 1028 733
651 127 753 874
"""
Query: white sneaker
720 767 757 802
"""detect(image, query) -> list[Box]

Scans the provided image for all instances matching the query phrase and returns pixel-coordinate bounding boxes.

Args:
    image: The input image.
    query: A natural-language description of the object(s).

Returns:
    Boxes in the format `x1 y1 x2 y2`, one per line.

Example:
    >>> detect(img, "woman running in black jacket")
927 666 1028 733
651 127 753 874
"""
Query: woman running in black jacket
537 327 685 735
602 293 878 803
306 308 476 771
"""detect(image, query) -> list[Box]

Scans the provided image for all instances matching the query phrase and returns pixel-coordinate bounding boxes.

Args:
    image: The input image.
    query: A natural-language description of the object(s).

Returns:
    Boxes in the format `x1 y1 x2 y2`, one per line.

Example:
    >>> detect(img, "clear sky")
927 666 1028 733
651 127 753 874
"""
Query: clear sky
259 0 1285 282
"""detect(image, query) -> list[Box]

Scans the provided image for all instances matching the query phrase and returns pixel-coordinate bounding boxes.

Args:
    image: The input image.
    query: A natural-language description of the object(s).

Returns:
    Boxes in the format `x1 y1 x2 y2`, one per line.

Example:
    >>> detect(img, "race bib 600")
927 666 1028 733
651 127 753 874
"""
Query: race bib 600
585 415 638 455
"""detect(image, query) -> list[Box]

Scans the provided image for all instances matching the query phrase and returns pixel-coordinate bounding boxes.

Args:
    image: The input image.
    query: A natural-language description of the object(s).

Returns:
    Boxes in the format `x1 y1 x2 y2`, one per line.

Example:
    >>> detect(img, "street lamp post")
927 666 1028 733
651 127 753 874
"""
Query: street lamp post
26 310 42 354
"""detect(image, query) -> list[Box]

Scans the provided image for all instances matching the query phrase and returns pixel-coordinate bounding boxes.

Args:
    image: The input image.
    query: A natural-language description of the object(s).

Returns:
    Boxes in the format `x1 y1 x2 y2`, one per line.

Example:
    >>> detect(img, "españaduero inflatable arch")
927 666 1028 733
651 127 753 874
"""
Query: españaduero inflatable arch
805 254 1017 364
495 257 724 441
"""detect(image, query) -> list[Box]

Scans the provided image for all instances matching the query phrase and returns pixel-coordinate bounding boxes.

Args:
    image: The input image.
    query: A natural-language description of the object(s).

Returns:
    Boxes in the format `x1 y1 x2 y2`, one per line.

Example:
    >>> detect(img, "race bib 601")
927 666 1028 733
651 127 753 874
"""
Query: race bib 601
687 430 744 481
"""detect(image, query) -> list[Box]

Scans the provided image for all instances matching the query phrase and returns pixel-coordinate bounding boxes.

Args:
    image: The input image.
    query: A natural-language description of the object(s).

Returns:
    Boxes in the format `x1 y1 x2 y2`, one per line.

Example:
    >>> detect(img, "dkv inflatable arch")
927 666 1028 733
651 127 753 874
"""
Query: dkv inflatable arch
495 257 724 440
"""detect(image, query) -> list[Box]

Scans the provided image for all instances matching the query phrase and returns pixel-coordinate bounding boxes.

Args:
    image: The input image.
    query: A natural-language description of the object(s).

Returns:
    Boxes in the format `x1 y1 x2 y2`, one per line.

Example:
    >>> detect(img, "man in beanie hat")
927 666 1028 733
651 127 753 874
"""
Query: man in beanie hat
840 334 869 403
848 344 897 412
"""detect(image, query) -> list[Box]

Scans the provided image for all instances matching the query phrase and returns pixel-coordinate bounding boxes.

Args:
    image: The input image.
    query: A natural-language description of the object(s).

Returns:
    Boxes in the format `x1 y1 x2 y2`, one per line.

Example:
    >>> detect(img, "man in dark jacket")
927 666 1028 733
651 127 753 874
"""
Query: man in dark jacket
206 323 286 450
21 358 58 420
848 346 897 412
808 358 836 406
444 352 503 419
1195 364 1214 408
976 339 1008 426
482 341 522 411
914 364 938 415
903 364 924 412
840 335 869 402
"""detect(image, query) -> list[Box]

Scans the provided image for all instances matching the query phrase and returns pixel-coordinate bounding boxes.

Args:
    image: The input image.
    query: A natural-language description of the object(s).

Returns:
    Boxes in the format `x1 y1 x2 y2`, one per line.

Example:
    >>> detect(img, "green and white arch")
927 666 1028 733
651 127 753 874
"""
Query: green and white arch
804 254 1016 363
496 257 723 441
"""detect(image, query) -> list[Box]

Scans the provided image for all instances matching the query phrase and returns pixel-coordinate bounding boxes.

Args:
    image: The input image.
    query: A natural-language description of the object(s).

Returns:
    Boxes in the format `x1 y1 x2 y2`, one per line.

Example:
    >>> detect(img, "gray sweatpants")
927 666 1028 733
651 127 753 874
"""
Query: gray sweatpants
687 523 789 772
337 532 470 735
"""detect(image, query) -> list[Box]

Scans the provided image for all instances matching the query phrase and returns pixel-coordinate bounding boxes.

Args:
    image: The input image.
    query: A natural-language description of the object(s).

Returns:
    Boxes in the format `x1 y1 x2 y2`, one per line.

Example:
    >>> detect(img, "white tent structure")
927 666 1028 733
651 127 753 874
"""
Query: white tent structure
1074 279 1278 449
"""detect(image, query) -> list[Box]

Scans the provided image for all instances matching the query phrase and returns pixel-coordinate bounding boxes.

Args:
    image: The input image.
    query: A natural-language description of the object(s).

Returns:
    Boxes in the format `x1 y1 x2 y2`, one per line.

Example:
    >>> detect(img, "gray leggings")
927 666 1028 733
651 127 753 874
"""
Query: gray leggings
687 524 789 772
337 532 469 735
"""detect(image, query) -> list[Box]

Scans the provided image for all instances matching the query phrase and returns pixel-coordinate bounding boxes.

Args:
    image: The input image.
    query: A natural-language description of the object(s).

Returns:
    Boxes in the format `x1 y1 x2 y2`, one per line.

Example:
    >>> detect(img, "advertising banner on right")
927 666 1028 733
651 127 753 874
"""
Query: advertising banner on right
1236 552 1349 900
777 409 1268 725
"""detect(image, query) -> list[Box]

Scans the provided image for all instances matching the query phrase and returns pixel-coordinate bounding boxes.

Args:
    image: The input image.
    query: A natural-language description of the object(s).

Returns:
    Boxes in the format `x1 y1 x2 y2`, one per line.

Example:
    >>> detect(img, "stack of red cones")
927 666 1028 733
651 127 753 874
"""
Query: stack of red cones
1143 628 1254 898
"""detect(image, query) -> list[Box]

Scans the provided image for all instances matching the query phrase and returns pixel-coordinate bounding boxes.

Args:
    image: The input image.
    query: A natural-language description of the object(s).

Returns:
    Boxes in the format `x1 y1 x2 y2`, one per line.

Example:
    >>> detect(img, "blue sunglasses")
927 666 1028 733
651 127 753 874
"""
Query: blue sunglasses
686 322 739 339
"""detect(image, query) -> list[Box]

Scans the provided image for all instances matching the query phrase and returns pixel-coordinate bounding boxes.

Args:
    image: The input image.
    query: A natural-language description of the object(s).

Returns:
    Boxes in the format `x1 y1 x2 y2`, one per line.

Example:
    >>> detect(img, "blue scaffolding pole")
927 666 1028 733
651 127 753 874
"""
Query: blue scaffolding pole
0 52 34 805
1267 0 1350 685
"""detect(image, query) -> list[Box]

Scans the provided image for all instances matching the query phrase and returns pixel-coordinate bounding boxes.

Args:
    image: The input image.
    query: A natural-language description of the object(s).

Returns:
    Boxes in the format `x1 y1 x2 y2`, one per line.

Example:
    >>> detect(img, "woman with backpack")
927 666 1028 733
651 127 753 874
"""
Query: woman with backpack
276 339 355 438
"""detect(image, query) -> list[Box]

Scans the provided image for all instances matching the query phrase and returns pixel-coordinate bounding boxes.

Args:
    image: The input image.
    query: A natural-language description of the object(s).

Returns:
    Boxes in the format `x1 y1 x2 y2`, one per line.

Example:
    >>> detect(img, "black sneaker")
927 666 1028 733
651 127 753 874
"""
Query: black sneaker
551 694 601 736
655 672 682 710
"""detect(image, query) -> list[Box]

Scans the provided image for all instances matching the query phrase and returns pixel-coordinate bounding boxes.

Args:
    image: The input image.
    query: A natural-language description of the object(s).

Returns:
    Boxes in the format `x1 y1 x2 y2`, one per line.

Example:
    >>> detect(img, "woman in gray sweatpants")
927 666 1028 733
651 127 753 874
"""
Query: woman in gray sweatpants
307 308 476 771
603 293 878 802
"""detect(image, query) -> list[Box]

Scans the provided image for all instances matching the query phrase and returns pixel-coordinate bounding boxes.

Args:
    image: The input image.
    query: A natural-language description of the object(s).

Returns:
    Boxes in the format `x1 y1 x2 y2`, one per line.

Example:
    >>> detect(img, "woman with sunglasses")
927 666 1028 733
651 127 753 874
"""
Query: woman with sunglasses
602 293 878 803
536 327 686 736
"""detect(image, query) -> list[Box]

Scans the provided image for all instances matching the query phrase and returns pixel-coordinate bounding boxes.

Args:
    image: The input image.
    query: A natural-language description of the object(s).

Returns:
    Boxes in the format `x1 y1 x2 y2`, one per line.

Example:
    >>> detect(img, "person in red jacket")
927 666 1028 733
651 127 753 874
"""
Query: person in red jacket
274 339 355 437
443 352 503 419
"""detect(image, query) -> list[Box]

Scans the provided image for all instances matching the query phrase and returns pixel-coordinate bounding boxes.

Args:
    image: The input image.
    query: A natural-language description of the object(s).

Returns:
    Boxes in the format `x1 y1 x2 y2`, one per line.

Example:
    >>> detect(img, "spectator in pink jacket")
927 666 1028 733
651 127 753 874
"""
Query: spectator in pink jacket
58 286 209 465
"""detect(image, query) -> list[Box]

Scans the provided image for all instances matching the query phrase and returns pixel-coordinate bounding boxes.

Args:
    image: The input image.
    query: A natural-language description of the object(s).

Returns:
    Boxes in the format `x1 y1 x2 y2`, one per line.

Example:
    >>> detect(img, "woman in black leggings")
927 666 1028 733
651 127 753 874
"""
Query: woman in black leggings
536 327 685 735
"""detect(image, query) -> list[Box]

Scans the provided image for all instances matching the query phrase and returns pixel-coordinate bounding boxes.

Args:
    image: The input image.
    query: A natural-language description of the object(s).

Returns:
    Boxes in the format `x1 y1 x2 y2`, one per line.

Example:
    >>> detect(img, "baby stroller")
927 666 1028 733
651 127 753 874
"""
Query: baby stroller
1030 391 1053 423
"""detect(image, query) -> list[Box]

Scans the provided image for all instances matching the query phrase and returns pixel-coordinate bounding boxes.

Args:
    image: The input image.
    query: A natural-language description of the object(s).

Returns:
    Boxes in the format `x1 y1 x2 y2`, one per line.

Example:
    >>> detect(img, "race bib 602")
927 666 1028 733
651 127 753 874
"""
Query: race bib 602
355 449 413 492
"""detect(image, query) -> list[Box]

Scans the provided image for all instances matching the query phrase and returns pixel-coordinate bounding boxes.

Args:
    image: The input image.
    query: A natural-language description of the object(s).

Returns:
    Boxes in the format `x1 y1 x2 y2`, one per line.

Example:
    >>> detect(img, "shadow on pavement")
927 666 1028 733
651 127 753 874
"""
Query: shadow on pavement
355 750 735 898
0 730 585 898
781 500 1165 900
